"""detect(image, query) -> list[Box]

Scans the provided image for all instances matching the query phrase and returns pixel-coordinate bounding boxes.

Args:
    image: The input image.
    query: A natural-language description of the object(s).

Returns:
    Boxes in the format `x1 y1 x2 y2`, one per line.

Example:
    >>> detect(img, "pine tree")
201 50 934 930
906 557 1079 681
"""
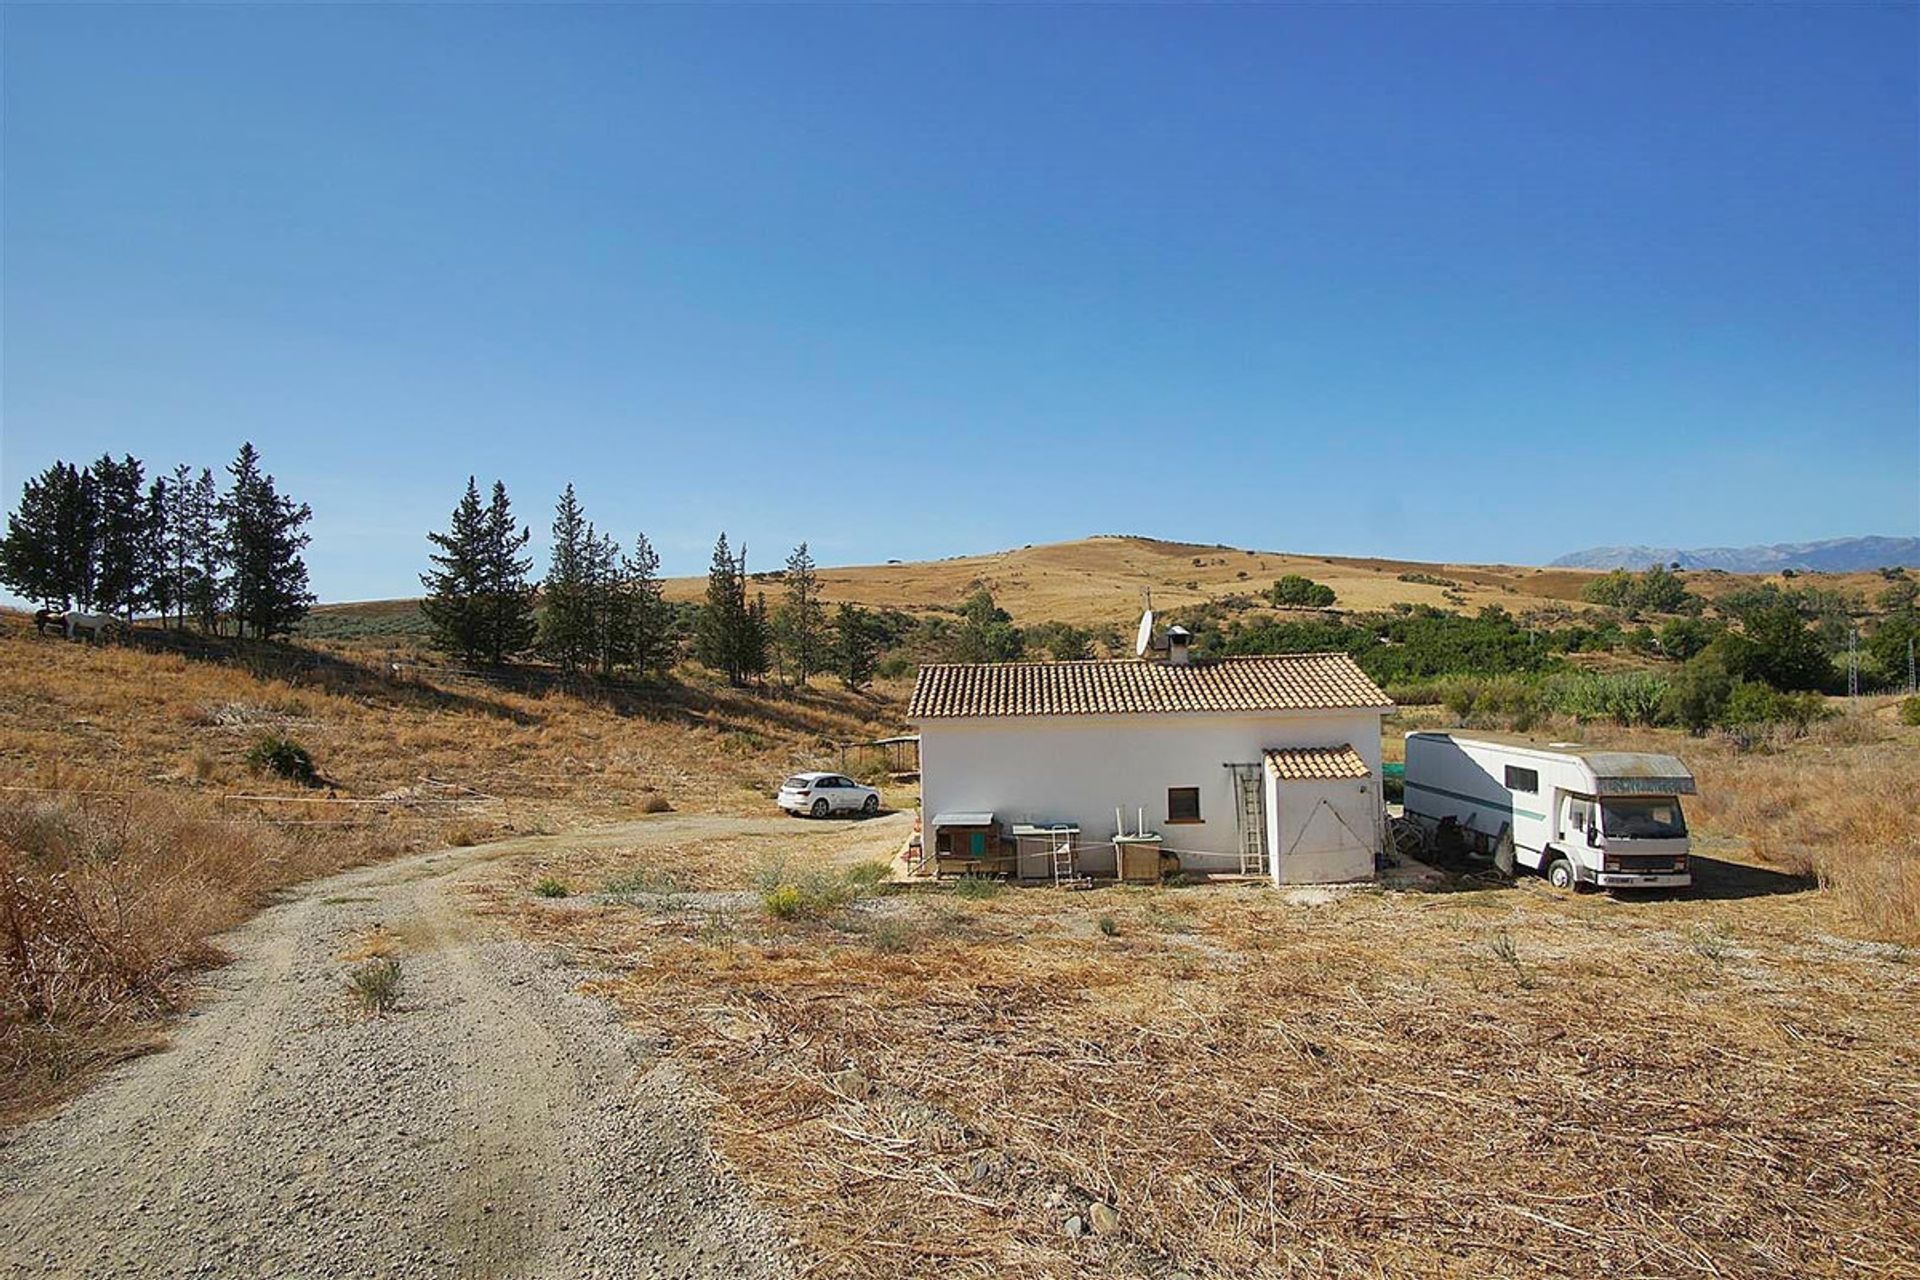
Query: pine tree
585 525 624 676
162 464 196 627
182 467 226 632
744 591 772 683
539 485 597 672
834 603 880 690
90 453 148 621
695 533 751 685
0 461 95 609
420 477 490 662
623 532 673 679
774 541 825 684
143 472 175 626
221 442 314 639
479 481 536 664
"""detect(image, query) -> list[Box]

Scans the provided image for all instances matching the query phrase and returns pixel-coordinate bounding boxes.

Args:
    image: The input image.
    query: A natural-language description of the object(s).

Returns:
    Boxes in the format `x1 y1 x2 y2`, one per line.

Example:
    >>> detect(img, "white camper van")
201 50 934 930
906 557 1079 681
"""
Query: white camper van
1403 732 1695 891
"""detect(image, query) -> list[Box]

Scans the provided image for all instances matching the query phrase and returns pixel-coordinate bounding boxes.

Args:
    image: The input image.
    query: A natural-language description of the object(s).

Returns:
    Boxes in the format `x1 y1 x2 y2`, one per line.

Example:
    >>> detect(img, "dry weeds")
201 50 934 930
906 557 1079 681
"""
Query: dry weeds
494 861 1916 1279
0 611 906 1116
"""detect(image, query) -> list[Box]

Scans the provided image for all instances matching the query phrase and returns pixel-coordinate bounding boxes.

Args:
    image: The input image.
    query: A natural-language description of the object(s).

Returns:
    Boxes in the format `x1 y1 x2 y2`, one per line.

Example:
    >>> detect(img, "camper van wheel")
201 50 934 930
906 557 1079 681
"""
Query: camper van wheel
811 798 830 818
862 794 880 815
1545 856 1577 891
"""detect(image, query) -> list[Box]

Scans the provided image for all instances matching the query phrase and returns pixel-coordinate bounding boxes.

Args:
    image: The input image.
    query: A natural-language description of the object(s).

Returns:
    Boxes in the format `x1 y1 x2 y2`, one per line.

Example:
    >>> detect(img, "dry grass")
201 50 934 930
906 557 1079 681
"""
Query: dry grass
0 612 906 825
0 610 907 1118
492 860 1917 1279
473 713 1919 1279
0 780 410 1118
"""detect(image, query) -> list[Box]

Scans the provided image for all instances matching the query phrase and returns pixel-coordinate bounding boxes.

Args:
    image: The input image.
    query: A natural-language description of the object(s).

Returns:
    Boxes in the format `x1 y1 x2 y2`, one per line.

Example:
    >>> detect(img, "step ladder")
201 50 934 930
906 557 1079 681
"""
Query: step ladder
1047 825 1091 889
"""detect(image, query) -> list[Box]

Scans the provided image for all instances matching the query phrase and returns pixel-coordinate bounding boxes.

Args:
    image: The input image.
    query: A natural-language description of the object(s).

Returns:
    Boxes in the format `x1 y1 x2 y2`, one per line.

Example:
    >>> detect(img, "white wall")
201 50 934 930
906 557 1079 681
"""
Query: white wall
918 710 1384 876
1264 774 1380 885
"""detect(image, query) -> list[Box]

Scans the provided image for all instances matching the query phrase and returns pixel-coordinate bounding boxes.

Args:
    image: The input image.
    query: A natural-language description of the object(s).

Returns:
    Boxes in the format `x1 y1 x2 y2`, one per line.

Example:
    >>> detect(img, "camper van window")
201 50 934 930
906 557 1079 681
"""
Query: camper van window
1601 799 1688 840
1505 766 1540 794
1167 787 1202 823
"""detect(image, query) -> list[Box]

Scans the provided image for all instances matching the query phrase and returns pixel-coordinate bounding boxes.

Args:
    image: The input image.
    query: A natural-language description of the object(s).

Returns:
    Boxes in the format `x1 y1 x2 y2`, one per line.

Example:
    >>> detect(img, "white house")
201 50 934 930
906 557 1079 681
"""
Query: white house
908 629 1394 885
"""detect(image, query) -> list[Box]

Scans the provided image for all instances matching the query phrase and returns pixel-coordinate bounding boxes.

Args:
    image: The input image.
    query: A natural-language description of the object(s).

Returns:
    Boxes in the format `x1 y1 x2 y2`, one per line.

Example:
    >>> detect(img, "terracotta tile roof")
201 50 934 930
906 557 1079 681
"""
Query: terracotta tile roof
908 654 1392 720
1265 744 1371 780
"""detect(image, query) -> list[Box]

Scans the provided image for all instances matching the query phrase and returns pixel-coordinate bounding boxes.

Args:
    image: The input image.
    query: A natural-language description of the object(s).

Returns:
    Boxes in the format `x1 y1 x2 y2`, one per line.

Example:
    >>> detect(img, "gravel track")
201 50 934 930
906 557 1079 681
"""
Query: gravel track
0 819 799 1280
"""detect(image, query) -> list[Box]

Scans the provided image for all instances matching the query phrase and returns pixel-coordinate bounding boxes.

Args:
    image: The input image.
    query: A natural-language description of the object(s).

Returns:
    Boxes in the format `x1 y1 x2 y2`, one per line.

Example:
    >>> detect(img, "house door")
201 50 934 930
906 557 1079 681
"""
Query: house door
1227 763 1268 876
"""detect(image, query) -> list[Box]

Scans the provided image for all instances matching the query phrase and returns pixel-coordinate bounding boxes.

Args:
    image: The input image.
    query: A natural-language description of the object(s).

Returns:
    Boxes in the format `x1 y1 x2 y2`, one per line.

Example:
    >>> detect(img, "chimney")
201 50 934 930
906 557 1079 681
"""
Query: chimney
1166 625 1193 666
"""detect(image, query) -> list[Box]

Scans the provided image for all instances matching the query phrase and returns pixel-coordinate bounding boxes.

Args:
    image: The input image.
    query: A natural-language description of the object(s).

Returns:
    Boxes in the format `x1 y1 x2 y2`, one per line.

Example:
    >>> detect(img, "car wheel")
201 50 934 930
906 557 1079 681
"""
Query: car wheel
862 794 880 815
811 798 830 819
1545 856 1576 890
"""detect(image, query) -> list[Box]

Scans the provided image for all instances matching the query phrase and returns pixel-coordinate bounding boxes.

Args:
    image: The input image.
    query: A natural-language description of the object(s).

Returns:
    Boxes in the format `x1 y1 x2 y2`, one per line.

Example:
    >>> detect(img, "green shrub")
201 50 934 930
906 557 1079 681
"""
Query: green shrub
534 877 571 899
1719 681 1831 730
244 734 318 785
1661 651 1735 733
756 857 882 920
347 956 402 1015
1900 696 1920 727
1096 914 1120 937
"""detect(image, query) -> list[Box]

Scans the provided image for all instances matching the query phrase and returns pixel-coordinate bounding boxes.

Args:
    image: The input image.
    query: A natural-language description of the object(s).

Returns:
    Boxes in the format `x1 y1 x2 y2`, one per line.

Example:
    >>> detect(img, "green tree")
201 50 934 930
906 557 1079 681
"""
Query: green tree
221 443 313 639
773 541 825 684
421 478 492 662
1657 616 1722 661
1024 620 1093 660
89 453 148 621
744 591 772 682
538 485 597 672
1720 602 1834 692
0 460 95 609
180 467 227 632
951 590 1024 662
1865 608 1917 692
622 533 674 678
1659 648 1735 734
478 481 537 663
695 533 753 684
1269 574 1336 608
834 603 880 690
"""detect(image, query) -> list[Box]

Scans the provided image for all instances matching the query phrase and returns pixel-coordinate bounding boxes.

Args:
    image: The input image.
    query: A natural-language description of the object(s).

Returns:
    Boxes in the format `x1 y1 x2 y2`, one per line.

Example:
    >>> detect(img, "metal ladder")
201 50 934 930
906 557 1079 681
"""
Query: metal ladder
1228 763 1268 876
1048 825 1088 889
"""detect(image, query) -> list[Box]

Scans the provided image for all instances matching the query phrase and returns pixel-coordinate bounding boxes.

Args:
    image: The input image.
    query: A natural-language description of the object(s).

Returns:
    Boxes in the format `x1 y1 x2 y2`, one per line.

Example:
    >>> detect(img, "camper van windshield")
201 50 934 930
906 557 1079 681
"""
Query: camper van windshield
1601 798 1688 840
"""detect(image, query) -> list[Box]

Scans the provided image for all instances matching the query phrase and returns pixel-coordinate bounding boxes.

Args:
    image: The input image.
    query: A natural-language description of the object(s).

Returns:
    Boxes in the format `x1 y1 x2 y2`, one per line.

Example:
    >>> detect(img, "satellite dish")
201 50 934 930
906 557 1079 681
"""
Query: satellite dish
1135 609 1155 658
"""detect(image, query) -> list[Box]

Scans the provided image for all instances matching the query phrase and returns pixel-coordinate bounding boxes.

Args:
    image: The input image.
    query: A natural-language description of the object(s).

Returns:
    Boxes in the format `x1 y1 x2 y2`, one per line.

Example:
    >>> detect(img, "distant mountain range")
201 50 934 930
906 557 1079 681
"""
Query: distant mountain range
1551 536 1920 574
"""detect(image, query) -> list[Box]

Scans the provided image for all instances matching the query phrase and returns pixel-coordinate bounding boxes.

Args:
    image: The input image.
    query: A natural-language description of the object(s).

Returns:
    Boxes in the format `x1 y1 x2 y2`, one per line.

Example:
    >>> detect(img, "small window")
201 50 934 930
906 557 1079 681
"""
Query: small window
1167 787 1202 823
1505 765 1540 794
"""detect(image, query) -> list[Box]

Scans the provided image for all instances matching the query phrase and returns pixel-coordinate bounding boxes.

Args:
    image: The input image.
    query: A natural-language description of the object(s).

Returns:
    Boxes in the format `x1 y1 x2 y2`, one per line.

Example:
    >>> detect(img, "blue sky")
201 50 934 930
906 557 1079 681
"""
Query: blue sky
4 3 1915 601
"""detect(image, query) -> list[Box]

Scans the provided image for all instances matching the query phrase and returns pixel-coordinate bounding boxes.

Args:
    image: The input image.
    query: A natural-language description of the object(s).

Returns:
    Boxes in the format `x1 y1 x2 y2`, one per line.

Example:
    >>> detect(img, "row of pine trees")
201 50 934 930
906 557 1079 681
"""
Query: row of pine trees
418 481 882 688
0 452 881 686
0 443 314 639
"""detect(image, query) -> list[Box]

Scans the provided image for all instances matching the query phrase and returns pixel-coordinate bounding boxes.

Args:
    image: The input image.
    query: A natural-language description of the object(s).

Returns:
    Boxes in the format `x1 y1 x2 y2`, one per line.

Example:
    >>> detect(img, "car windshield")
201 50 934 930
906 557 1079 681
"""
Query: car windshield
782 776 814 790
1601 798 1688 840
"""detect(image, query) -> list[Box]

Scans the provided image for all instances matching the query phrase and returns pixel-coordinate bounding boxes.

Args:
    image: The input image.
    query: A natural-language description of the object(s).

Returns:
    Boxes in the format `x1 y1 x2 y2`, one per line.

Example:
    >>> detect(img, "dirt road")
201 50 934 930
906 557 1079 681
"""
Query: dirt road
0 814 867 1280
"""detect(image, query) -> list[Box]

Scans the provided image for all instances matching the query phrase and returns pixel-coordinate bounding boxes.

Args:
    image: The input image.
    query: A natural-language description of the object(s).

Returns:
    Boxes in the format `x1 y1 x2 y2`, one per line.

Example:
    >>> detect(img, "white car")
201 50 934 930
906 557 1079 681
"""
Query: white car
777 772 882 818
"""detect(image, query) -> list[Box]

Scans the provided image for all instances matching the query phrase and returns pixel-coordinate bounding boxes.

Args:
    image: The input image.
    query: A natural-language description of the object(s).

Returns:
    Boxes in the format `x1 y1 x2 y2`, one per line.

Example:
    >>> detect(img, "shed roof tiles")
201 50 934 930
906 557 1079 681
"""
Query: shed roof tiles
1265 744 1372 780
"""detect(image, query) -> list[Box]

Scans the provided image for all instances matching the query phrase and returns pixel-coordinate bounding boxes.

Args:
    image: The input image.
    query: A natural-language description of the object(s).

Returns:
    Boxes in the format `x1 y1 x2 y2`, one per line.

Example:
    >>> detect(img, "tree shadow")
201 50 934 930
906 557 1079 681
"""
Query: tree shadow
116 627 544 725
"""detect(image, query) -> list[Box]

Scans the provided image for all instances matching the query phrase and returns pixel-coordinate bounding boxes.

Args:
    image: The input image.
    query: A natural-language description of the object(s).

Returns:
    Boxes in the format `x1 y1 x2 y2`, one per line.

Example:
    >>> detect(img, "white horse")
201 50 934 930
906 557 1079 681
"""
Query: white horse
63 611 119 642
